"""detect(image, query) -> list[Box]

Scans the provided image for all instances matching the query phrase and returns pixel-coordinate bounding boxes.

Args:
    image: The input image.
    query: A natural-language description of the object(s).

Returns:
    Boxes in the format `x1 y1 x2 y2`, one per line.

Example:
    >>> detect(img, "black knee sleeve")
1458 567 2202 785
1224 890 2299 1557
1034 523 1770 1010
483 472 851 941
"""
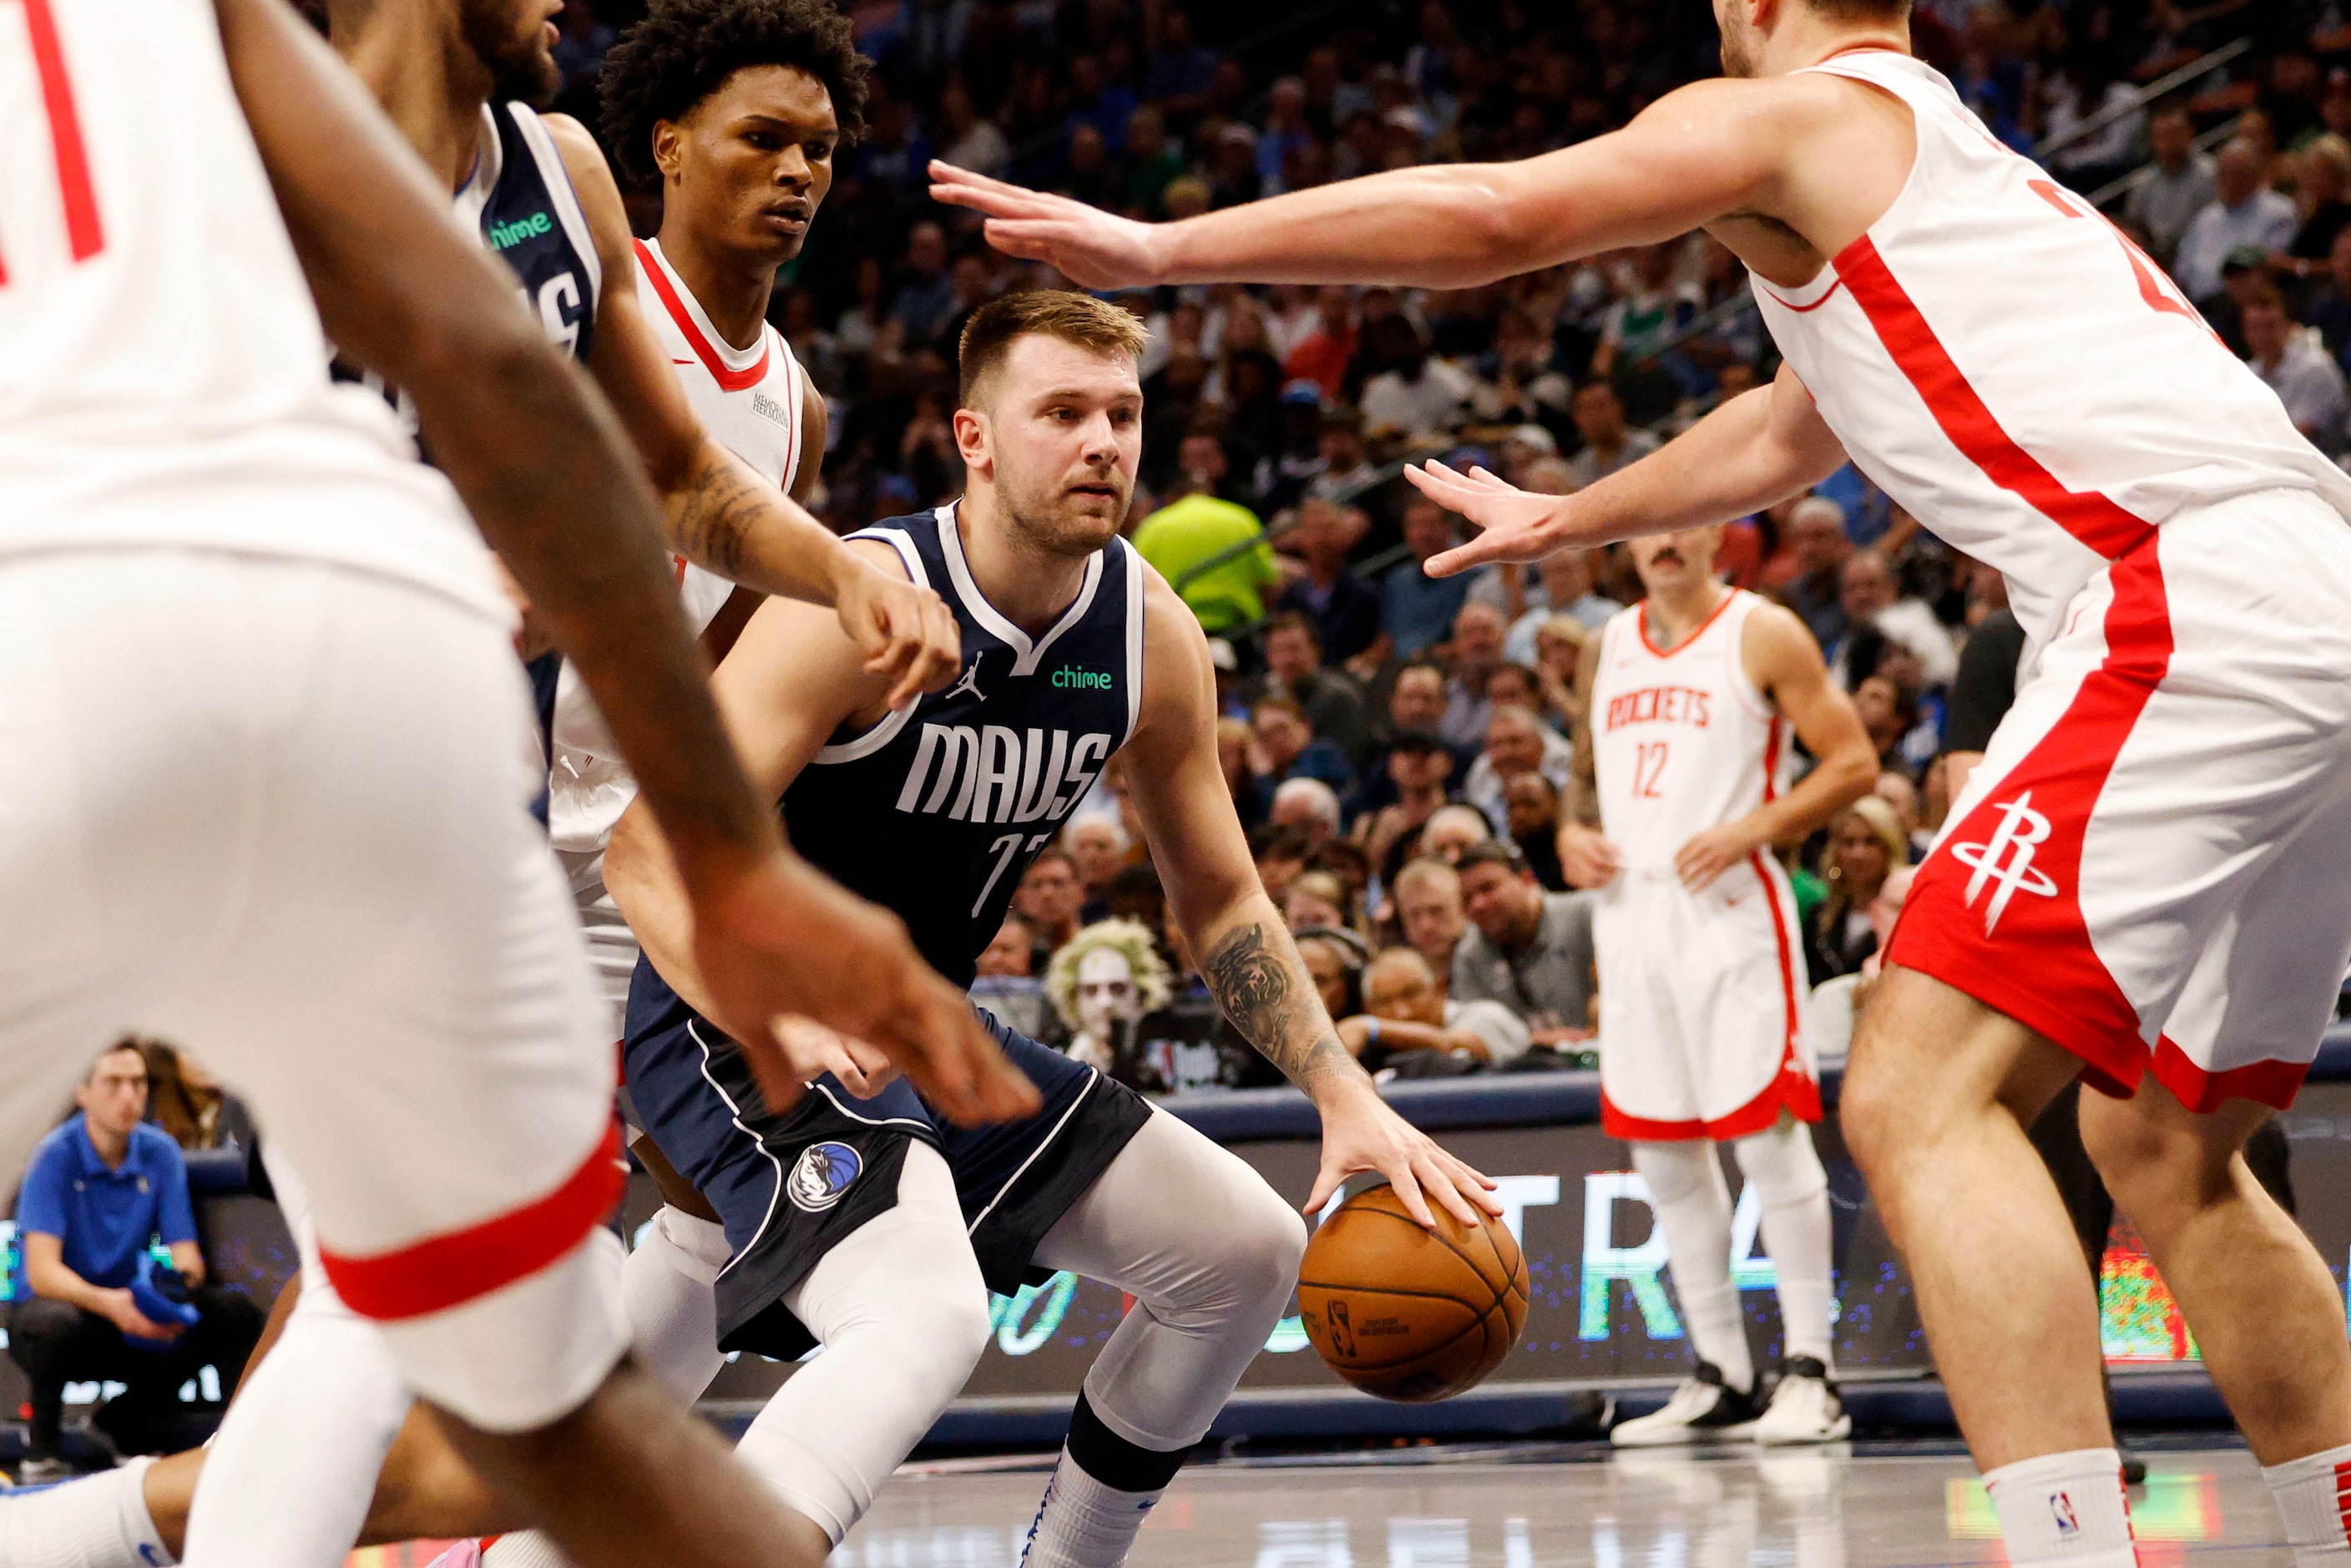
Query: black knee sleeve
1066 1389 1192 1494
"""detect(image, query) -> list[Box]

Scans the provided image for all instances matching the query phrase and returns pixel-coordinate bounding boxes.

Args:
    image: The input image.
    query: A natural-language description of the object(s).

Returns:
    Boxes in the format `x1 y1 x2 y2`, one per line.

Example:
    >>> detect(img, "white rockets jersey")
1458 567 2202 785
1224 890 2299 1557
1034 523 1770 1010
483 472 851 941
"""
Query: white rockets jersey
545 236 810 853
1752 50 2351 647
630 235 809 627
1590 589 1791 874
0 0 499 620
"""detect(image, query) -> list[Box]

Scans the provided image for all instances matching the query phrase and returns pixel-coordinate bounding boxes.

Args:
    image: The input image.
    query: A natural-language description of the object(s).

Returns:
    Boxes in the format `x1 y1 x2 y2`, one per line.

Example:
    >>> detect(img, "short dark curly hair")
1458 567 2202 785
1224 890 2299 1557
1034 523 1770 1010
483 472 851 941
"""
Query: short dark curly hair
598 0 871 189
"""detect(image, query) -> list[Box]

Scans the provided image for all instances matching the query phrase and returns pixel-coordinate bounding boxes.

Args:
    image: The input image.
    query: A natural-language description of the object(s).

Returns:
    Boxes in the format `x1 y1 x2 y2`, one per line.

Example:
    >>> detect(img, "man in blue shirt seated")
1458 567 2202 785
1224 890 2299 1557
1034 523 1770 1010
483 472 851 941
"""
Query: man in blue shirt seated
7 1043 262 1479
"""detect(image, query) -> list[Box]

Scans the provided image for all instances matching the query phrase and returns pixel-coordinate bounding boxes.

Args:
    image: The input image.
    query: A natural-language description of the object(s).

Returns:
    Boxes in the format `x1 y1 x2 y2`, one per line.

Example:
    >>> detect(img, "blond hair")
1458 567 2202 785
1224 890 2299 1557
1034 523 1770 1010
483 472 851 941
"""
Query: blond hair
958 289 1150 407
1044 918 1171 1030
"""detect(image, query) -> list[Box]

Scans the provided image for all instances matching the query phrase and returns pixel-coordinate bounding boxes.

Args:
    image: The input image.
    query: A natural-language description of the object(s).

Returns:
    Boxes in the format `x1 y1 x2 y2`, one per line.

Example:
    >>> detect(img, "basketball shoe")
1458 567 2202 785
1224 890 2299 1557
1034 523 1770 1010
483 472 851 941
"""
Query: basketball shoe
1609 1361 1764 1447
1752 1357 1852 1444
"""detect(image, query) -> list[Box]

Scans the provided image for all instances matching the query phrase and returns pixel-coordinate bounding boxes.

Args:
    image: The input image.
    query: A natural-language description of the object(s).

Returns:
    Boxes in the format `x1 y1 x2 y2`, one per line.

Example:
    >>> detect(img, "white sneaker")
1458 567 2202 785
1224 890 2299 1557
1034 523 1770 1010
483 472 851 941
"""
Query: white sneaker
1609 1361 1764 1447
1752 1357 1852 1444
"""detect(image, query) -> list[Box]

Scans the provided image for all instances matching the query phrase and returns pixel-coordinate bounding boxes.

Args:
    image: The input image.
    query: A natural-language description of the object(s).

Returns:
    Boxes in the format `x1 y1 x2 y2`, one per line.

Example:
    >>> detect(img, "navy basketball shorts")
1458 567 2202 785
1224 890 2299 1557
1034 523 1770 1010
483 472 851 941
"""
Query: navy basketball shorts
623 985 1150 1359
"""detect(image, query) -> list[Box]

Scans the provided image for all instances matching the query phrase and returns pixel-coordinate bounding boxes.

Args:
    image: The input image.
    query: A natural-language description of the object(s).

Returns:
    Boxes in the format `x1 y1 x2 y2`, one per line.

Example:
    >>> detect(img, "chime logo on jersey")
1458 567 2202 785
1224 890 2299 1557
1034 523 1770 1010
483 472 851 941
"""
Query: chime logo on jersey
894 723 1114 824
786 1141 862 1213
1950 792 2058 933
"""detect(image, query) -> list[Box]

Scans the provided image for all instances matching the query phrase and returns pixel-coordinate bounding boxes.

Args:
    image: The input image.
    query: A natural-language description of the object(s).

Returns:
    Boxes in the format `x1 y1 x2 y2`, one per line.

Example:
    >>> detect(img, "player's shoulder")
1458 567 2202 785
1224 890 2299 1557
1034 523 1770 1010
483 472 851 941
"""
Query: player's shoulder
537 110 606 170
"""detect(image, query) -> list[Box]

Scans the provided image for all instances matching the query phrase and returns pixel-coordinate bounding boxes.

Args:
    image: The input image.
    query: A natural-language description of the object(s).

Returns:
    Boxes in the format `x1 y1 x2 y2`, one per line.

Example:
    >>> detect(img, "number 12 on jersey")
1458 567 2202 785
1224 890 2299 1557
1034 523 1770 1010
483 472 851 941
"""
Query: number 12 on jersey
2 0 106 286
1633 742 1670 801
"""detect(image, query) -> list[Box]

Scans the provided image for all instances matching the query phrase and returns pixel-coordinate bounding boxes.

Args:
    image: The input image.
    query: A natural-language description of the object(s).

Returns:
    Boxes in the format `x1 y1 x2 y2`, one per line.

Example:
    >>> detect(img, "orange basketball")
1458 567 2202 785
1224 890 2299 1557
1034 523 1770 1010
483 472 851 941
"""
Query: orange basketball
1297 1183 1529 1403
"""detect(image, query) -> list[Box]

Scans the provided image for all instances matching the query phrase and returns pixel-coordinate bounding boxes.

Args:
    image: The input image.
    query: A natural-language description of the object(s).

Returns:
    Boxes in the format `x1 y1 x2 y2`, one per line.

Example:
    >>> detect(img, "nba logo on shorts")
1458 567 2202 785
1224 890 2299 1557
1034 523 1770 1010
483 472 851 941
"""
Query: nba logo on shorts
787 1141 862 1213
2050 1490 2080 1538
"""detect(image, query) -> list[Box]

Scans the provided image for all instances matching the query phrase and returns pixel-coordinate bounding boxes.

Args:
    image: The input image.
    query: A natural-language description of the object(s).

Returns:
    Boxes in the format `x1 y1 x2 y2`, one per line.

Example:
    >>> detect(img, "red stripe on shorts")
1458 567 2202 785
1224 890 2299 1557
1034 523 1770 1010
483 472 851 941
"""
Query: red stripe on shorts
320 1122 624 1321
2149 1034 2312 1115
2333 1460 2351 1548
1834 236 2154 561
1886 540 2173 1095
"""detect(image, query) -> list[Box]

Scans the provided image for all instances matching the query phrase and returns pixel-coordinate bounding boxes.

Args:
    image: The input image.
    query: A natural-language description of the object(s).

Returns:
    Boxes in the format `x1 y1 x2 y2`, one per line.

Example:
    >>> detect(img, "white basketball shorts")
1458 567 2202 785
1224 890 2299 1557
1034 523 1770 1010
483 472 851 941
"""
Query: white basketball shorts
0 548 628 1431
1890 488 2351 1111
1593 857 1821 1141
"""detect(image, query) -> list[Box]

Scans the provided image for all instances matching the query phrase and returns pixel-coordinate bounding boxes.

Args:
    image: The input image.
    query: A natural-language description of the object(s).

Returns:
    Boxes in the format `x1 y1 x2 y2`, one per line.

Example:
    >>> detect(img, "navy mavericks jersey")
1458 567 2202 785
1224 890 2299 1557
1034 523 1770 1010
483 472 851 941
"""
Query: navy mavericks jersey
784 503 1147 985
463 100 600 362
334 100 600 411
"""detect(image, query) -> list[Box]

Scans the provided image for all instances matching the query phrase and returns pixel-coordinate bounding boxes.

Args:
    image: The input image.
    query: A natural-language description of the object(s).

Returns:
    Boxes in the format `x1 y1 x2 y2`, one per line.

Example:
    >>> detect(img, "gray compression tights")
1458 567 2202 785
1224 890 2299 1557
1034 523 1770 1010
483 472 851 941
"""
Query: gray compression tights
735 1105 1307 1541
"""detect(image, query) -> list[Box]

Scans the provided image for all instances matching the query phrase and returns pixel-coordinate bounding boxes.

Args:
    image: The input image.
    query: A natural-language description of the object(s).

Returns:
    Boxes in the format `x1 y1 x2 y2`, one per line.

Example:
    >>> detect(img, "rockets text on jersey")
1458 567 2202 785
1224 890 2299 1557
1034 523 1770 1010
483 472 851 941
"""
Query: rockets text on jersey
1589 589 1791 875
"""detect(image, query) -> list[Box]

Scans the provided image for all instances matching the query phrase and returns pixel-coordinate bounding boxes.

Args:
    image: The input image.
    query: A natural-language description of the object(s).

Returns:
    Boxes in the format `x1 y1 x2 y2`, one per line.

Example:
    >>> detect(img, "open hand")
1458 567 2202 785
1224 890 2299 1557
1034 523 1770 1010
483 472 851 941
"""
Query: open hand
1303 1080 1499 1229
928 162 1165 290
1404 460 1575 577
690 851 1039 1127
834 561 961 711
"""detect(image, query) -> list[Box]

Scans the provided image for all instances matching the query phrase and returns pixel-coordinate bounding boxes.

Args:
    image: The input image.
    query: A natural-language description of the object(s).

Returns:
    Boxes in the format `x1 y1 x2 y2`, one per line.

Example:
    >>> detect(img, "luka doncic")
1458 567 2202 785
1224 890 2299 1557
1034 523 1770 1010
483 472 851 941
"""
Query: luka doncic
606 291 1496 1562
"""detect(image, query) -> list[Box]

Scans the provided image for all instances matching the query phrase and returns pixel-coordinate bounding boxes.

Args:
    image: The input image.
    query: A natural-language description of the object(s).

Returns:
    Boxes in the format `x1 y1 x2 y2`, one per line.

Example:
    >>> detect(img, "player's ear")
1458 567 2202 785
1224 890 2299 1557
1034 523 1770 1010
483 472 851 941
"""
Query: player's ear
651 119 686 184
953 406 991 474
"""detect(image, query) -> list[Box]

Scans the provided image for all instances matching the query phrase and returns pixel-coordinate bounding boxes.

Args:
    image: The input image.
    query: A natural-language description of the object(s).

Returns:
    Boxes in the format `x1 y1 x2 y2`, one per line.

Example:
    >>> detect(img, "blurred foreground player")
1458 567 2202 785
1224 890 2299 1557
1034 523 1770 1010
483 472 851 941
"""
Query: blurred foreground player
1567 526 1873 1445
0 5 1019 1568
586 291 1500 1568
934 0 2351 1560
0 8 925 1560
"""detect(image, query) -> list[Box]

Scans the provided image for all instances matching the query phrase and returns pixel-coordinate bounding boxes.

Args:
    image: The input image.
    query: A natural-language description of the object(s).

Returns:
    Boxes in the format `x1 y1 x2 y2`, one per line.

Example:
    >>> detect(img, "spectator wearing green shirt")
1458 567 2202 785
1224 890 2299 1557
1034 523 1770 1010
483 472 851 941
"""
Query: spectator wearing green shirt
1132 432 1280 635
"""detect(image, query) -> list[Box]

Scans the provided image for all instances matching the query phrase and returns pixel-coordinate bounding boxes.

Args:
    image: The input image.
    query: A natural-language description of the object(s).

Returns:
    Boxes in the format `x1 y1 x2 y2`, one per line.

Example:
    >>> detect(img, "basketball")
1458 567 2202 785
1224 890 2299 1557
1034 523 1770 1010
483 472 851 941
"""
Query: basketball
1297 1183 1529 1404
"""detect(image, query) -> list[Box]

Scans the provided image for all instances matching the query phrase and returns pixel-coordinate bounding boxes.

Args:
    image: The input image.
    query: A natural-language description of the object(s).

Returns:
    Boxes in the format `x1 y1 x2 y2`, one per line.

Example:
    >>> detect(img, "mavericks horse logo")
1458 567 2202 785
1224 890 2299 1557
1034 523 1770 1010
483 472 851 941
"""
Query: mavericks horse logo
787 1141 862 1213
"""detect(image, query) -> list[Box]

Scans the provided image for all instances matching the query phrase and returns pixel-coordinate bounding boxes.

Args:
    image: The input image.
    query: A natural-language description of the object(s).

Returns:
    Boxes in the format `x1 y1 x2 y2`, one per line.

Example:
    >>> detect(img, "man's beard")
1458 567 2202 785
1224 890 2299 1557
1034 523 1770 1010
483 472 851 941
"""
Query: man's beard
1717 8 1760 77
462 0 560 107
1000 470 1126 559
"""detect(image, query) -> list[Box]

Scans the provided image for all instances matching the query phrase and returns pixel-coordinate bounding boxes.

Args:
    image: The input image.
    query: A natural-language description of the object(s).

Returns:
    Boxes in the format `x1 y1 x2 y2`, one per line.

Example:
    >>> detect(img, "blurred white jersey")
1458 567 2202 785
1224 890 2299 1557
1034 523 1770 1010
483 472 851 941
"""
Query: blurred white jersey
0 0 499 619
1587 589 1815 1140
545 235 809 856
1752 50 2351 646
1590 589 1790 874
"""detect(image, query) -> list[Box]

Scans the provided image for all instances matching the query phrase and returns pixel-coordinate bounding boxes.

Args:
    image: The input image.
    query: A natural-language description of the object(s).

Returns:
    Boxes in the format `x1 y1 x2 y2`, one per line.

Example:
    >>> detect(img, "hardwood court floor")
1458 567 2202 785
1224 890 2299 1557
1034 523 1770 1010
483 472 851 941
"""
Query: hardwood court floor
829 1437 2286 1567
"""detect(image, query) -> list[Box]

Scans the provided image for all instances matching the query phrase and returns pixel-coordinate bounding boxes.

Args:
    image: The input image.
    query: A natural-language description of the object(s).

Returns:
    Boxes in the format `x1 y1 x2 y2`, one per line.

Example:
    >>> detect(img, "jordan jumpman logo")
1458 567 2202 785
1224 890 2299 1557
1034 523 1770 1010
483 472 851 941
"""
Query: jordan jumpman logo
945 657 985 701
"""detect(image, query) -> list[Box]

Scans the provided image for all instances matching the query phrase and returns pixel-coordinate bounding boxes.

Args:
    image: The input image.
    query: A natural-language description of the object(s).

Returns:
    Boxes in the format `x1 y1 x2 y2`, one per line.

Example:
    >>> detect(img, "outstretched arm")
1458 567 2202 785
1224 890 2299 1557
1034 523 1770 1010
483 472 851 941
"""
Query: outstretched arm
1412 362 1850 575
545 116 958 711
1120 573 1497 1227
221 0 1024 1125
931 78 1794 290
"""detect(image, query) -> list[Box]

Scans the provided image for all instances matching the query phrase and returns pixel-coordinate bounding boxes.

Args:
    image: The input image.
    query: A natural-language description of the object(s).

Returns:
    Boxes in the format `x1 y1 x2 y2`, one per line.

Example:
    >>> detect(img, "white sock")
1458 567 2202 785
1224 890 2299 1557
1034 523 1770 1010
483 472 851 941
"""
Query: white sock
1632 1140 1753 1393
2263 1441 2351 1565
622 1205 732 1403
1733 1120 1837 1369
0 1455 174 1568
1984 1449 2135 1566
480 1532 570 1568
1019 1452 1165 1568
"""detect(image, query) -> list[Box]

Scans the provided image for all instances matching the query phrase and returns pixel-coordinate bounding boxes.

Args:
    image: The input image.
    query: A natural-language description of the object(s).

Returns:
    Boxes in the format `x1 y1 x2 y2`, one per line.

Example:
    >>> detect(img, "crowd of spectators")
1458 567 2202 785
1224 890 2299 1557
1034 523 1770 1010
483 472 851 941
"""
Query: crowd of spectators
534 0 2351 1094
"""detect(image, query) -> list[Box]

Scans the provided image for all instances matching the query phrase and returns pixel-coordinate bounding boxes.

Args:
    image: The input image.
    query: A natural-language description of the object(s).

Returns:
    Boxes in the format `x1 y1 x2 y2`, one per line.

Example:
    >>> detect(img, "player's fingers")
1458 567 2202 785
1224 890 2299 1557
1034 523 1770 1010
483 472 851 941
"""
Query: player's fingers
1466 465 1517 492
1302 1159 1345 1219
1423 537 1520 579
1385 1161 1439 1229
1417 1153 1484 1227
1435 1148 1505 1211
919 595 963 691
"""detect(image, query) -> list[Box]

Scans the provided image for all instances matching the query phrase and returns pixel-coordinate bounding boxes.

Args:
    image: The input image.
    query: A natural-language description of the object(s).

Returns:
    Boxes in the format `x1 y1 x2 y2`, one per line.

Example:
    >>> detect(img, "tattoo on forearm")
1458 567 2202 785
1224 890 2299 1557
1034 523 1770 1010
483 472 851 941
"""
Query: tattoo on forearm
1201 923 1358 1090
670 451 757 579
